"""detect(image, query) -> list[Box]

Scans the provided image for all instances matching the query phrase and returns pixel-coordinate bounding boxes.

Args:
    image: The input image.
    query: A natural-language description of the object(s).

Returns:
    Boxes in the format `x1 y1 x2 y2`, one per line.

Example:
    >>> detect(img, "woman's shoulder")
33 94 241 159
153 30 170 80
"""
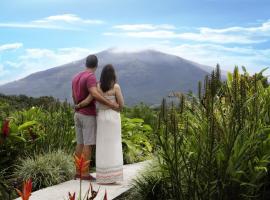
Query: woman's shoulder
113 83 121 90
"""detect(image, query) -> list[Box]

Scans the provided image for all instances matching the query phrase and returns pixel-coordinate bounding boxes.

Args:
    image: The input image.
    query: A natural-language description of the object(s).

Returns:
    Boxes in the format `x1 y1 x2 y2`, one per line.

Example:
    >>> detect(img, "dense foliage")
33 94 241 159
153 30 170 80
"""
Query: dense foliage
129 66 270 200
122 116 153 163
0 95 155 199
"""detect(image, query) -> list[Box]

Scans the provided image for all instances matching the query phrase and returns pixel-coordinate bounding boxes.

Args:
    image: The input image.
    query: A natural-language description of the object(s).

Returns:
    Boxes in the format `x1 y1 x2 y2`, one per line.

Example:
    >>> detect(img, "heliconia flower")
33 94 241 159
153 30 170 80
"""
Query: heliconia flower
89 183 99 199
2 119 10 138
15 179 32 200
68 192 76 200
103 189 108 200
74 155 90 178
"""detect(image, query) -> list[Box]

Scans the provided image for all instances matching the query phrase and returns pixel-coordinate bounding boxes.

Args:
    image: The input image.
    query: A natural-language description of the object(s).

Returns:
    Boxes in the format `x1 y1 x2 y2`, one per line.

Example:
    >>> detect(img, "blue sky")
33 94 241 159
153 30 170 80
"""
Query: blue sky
1 0 270 84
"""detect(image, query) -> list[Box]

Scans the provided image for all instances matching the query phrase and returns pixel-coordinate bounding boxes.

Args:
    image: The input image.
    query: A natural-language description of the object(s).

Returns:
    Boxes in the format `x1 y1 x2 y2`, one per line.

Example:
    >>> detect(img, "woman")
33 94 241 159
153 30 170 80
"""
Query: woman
76 64 124 184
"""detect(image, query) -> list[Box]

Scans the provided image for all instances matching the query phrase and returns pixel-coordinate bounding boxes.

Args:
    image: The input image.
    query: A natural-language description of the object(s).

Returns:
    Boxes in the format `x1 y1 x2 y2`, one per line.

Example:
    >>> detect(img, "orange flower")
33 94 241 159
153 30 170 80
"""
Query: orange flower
2 119 10 138
15 179 32 200
68 192 76 200
74 155 90 178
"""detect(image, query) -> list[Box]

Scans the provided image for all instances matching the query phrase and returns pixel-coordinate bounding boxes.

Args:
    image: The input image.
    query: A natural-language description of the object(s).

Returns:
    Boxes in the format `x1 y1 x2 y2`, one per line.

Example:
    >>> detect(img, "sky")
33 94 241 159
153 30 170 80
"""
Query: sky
0 0 270 84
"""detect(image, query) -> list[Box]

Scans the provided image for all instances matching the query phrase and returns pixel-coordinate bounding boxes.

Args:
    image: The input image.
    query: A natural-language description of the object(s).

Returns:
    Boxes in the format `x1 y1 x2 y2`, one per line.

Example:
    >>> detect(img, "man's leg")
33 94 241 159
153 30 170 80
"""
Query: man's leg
82 115 96 178
81 145 92 176
74 113 84 176
75 144 84 157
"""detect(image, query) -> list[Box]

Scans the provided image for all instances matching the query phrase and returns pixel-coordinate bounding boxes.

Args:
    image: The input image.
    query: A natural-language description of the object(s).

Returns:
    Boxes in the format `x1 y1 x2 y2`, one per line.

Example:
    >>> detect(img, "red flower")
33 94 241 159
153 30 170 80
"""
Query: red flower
103 189 108 200
74 155 90 178
2 119 10 138
15 179 32 200
68 192 76 200
89 182 99 199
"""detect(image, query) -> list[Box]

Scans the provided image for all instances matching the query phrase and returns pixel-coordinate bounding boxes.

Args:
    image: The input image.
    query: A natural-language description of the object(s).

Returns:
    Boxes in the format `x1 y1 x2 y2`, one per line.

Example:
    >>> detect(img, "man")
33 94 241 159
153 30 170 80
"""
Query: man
72 54 119 180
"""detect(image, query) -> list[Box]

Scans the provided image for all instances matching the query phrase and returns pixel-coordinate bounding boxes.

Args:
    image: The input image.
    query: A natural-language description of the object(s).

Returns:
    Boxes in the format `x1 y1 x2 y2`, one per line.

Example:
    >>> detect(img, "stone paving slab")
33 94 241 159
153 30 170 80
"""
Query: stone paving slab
15 161 148 200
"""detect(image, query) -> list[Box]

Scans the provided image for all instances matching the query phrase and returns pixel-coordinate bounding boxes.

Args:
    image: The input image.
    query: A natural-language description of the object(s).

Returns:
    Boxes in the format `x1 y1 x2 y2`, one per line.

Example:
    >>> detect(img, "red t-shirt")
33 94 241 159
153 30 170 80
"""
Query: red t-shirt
72 71 97 116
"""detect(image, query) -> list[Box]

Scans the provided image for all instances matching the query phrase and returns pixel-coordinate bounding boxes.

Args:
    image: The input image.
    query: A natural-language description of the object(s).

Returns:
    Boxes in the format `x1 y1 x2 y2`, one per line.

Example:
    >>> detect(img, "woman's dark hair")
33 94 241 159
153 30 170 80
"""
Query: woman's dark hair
100 64 117 92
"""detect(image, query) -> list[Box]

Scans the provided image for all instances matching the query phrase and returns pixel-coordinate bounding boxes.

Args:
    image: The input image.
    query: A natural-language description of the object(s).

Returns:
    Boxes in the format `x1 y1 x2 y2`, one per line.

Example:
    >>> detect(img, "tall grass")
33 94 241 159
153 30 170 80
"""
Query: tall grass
132 66 270 200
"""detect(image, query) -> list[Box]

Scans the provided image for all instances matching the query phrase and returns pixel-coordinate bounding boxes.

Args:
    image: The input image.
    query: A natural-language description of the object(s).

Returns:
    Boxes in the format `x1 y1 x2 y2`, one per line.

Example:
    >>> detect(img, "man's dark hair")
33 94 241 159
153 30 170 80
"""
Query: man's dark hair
86 55 98 68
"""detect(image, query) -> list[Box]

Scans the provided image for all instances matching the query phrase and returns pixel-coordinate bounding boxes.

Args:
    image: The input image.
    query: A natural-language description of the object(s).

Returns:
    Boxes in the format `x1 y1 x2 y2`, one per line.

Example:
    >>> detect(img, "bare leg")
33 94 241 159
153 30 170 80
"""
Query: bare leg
82 145 92 176
75 144 84 175
75 144 84 157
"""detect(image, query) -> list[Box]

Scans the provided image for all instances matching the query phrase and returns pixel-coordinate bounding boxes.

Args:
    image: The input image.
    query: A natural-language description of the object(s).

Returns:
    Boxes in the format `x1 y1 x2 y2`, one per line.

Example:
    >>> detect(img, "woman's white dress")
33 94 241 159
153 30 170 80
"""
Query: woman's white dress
96 95 123 184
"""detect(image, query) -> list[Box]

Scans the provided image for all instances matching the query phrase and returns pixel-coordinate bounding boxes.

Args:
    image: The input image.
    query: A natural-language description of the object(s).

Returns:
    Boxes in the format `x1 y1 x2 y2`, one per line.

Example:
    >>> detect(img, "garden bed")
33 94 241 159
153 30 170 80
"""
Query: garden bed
13 161 148 200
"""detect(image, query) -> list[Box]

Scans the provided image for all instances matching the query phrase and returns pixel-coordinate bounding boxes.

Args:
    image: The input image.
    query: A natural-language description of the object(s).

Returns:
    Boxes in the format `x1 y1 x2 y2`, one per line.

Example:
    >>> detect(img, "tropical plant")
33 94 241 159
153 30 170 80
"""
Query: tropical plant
15 179 32 200
121 115 153 163
11 105 75 154
13 150 74 191
132 66 270 200
123 103 158 127
69 155 107 200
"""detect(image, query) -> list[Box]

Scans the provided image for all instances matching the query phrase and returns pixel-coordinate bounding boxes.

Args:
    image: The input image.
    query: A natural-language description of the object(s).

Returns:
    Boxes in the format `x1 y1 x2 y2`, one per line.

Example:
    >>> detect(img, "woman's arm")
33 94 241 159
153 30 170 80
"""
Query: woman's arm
76 94 94 109
115 84 124 110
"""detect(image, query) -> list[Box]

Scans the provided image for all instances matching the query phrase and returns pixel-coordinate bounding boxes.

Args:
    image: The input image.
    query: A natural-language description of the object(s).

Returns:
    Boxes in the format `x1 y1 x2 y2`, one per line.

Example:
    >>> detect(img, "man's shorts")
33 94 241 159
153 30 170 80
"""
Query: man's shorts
74 112 96 145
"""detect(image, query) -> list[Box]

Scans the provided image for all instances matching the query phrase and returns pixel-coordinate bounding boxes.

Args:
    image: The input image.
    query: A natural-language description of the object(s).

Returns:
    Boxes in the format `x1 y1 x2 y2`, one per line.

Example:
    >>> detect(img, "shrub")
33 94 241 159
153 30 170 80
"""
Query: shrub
126 161 169 200
123 103 158 127
13 150 74 191
121 116 153 163
0 170 10 200
11 105 76 154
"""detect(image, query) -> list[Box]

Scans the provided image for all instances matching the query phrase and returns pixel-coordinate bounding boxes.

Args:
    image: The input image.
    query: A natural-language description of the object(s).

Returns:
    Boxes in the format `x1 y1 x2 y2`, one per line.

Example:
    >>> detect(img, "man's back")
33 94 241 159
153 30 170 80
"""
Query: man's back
72 70 97 116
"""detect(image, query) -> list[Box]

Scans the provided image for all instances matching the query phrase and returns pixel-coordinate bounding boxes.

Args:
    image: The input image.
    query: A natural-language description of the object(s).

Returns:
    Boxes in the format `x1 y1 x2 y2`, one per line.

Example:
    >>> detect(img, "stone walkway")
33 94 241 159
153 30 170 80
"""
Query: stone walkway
15 161 148 200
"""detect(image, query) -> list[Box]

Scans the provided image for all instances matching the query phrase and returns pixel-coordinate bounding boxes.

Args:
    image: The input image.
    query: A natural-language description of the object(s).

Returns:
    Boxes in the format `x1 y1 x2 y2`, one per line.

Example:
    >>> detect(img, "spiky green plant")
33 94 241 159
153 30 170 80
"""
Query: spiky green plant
133 66 270 200
13 150 74 191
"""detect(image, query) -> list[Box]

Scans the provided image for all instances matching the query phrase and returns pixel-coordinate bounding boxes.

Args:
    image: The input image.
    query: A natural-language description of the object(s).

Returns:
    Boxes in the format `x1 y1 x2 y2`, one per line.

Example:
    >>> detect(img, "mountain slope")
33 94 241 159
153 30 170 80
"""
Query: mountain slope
0 49 211 105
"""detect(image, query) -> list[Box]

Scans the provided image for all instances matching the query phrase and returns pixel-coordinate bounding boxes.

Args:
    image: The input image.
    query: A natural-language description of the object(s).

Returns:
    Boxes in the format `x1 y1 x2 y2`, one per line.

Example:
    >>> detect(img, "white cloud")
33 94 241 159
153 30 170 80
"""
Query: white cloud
0 14 104 30
0 47 97 84
113 24 175 31
106 43 270 74
152 43 270 73
106 20 270 44
33 14 104 25
198 21 270 35
17 47 94 71
105 30 177 38
0 43 23 51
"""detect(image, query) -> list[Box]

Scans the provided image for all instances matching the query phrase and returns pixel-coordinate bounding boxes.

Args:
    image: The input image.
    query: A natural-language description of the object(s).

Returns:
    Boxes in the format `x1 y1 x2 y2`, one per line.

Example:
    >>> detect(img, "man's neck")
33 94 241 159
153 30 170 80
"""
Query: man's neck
85 68 95 73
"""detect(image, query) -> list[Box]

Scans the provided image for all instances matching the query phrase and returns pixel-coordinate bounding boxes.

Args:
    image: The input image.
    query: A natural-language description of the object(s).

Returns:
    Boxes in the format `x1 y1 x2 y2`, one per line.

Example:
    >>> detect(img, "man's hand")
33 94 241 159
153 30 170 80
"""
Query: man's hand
89 87 120 110
111 102 120 112
74 104 80 109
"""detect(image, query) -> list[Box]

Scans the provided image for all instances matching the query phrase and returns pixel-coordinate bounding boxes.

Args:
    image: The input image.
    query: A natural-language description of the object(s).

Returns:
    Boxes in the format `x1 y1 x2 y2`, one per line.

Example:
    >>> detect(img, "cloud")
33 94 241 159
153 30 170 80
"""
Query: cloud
0 43 23 51
105 30 258 43
152 43 270 73
0 14 104 30
0 47 96 84
113 24 175 31
106 43 270 74
106 20 270 44
33 14 104 25
17 47 93 70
